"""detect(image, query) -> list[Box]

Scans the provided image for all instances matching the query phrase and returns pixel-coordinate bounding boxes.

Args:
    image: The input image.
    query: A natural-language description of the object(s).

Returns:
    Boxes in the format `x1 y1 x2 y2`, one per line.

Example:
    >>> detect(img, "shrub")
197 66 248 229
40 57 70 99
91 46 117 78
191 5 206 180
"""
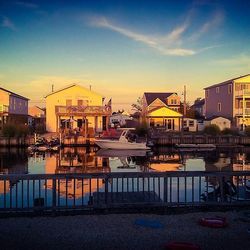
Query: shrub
221 128 239 136
135 122 148 137
203 124 220 136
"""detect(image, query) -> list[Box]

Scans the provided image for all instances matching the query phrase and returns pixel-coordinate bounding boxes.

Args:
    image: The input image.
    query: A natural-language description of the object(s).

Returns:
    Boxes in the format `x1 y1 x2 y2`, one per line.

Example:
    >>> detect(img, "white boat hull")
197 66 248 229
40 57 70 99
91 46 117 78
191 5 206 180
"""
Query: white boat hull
95 139 150 150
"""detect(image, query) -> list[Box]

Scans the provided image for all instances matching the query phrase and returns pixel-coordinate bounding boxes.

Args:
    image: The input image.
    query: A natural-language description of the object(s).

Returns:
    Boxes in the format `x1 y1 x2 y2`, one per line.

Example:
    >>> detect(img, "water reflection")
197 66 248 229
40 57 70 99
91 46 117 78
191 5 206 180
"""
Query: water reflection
1 147 250 174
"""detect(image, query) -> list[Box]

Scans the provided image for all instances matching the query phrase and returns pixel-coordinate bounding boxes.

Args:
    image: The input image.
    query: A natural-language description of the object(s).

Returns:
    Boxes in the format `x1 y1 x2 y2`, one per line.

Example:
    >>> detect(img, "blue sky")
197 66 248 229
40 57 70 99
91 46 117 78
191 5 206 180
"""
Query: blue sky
0 0 250 111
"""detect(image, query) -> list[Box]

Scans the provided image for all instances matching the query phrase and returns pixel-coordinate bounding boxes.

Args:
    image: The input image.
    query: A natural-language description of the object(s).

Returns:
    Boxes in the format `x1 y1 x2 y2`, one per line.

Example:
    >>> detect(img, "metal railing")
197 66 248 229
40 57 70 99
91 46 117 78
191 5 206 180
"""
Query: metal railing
0 171 250 213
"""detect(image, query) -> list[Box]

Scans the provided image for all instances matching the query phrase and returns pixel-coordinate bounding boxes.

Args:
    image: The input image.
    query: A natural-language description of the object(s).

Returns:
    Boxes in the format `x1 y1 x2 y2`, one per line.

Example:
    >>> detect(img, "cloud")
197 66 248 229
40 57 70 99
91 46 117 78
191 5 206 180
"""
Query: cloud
1 16 16 30
189 10 224 41
215 54 250 67
15 1 39 9
88 11 222 57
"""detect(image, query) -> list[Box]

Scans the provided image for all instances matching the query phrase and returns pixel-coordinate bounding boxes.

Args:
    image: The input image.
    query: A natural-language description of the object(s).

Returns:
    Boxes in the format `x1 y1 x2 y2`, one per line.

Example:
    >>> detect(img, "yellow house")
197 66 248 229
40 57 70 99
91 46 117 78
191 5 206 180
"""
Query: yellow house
45 84 111 133
141 92 183 131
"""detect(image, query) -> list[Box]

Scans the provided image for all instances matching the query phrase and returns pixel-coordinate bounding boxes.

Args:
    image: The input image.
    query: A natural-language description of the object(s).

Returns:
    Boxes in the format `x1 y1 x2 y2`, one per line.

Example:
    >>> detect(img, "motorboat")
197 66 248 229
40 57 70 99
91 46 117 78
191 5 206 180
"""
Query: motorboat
95 129 150 150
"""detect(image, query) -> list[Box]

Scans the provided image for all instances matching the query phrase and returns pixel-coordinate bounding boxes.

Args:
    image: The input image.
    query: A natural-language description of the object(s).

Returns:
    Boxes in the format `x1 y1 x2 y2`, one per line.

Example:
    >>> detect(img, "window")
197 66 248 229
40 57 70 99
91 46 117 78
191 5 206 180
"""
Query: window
171 99 177 105
78 100 83 106
218 102 221 112
216 87 220 93
228 84 232 94
189 120 194 127
183 120 187 126
66 99 72 106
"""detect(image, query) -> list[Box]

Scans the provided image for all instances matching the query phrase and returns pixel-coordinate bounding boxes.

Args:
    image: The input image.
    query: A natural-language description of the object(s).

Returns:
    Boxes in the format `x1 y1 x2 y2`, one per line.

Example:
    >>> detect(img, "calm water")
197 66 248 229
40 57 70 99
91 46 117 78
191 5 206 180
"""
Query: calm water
1 147 250 208
0 146 250 175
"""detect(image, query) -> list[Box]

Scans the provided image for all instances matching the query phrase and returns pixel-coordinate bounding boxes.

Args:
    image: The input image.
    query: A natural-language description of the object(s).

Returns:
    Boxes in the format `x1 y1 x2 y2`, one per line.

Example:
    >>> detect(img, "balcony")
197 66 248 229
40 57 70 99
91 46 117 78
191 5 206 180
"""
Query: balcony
235 108 250 116
55 105 111 116
0 104 9 113
235 90 250 98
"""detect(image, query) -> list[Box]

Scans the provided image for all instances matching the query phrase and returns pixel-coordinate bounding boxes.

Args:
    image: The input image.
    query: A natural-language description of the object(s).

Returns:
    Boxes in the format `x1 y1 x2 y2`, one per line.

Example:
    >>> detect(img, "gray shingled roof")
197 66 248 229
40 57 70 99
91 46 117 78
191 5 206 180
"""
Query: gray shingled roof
144 92 176 105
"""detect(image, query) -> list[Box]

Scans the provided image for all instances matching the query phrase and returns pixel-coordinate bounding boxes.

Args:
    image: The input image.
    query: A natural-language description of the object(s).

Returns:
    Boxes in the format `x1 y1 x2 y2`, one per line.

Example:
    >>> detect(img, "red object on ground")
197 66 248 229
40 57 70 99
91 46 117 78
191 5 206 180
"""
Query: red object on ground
199 217 228 228
165 241 201 250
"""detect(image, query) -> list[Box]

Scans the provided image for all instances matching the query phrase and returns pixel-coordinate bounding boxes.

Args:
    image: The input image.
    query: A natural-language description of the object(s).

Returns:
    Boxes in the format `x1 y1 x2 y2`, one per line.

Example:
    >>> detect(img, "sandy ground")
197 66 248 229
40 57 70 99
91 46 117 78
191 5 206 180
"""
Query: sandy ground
0 210 250 250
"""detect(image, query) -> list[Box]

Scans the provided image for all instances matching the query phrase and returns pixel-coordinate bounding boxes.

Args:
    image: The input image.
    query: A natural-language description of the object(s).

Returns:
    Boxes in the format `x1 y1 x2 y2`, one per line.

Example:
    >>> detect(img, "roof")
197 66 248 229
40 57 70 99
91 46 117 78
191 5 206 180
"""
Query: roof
191 98 205 108
205 116 231 121
144 92 176 105
45 84 102 98
0 87 29 100
204 74 250 90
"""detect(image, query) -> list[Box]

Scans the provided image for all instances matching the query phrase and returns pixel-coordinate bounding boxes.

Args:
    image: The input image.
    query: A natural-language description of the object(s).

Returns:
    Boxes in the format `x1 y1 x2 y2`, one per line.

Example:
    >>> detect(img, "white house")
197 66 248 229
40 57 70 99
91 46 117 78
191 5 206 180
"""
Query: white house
183 118 198 132
204 116 231 131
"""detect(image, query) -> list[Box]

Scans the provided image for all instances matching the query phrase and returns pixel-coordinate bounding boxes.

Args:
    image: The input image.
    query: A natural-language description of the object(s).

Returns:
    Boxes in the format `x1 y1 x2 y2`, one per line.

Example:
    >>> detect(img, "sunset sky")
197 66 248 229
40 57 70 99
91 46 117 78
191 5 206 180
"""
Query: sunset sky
1 0 250 111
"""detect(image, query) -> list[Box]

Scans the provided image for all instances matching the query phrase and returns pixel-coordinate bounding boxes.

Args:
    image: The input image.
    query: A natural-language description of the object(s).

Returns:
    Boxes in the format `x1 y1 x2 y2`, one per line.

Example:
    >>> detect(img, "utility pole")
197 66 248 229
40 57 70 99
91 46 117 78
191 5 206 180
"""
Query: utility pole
183 85 187 117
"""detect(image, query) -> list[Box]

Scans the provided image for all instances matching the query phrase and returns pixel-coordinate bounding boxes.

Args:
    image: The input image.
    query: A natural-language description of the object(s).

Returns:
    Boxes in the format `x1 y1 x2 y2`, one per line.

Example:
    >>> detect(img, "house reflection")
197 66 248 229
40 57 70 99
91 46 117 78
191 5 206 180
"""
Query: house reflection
148 153 183 172
44 147 109 199
45 147 110 174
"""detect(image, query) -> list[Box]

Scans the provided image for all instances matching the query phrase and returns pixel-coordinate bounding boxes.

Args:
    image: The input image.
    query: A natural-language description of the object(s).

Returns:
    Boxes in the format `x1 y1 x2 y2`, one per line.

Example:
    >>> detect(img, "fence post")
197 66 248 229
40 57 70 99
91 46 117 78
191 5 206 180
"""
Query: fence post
164 176 168 203
52 178 57 211
105 176 109 207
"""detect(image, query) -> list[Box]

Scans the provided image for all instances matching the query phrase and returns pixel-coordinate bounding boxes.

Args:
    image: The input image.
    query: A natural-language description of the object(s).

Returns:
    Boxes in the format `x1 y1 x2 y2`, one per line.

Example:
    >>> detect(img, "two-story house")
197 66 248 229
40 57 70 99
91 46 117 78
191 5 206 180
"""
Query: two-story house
141 92 183 131
0 87 29 132
45 84 111 133
204 74 250 129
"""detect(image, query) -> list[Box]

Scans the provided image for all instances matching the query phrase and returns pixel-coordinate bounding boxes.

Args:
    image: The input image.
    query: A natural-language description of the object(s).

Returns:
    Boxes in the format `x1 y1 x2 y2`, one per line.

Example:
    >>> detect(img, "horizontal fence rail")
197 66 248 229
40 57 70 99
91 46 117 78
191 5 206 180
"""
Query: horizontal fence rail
0 171 250 213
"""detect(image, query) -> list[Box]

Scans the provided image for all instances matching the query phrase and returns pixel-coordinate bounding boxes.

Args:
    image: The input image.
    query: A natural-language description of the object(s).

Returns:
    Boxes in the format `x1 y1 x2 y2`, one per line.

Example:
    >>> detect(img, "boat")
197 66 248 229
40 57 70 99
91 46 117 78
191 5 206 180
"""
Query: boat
95 129 150 150
176 144 216 150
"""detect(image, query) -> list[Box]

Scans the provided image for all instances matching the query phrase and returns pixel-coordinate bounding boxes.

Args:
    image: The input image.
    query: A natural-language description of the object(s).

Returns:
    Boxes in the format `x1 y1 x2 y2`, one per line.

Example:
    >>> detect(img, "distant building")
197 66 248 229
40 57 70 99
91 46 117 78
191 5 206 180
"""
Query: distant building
28 106 46 133
204 74 250 129
183 118 198 132
110 111 132 127
0 87 29 133
190 98 205 118
141 92 183 131
45 84 111 133
204 116 231 131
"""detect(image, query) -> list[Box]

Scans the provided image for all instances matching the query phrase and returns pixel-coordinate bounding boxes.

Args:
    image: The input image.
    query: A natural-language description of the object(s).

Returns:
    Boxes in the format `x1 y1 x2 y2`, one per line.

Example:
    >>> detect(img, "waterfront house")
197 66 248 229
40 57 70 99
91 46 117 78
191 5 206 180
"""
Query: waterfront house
141 92 183 131
190 98 205 118
28 106 46 133
45 84 111 134
204 116 231 131
204 74 250 129
0 87 29 133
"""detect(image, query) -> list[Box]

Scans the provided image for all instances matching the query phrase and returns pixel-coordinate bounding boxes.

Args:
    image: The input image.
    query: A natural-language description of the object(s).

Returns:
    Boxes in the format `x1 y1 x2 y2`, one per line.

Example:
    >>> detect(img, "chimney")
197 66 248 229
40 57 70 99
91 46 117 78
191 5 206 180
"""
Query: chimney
89 85 92 91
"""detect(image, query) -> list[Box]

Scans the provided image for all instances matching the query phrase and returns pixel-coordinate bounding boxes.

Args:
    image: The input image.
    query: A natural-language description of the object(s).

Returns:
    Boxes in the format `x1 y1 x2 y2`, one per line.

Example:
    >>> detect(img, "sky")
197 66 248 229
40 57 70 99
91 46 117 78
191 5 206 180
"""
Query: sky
0 0 250 112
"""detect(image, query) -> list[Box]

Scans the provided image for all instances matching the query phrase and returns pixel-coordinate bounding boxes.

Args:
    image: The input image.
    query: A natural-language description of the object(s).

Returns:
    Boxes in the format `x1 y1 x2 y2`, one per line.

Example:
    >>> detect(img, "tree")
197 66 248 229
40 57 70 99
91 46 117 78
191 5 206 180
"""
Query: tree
131 97 142 112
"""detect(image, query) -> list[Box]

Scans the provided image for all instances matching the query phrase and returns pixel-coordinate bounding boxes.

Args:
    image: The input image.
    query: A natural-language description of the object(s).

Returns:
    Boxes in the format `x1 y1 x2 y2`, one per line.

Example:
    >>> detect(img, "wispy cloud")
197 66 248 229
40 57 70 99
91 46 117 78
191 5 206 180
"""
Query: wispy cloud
1 16 16 31
215 54 250 67
88 11 222 57
15 1 39 9
189 11 224 42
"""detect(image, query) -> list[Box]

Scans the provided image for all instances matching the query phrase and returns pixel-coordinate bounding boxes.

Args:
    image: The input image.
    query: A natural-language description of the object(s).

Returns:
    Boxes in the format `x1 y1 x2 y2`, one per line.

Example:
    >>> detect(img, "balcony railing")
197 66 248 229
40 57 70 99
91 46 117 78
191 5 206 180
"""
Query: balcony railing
0 104 9 113
235 90 250 97
235 108 250 116
55 105 111 115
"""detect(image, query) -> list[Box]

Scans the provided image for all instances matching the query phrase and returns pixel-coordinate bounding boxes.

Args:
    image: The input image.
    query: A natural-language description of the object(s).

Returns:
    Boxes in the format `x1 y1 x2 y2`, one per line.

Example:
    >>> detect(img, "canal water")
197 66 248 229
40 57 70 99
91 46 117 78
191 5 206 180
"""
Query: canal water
0 147 250 209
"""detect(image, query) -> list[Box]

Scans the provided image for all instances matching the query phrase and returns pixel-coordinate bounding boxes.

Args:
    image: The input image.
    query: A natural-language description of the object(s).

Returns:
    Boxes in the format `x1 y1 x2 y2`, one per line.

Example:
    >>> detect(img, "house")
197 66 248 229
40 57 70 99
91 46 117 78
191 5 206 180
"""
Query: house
183 118 198 132
141 92 183 131
204 116 231 131
204 74 250 129
28 106 46 133
110 111 132 127
45 84 111 133
0 87 29 133
190 98 205 118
